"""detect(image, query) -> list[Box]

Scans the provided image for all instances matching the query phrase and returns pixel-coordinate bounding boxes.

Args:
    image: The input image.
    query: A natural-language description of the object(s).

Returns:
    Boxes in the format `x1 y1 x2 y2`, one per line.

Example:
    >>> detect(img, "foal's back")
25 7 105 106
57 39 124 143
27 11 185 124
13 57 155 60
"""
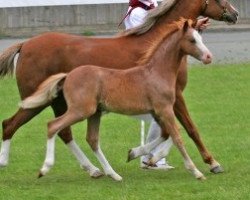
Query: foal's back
64 64 154 115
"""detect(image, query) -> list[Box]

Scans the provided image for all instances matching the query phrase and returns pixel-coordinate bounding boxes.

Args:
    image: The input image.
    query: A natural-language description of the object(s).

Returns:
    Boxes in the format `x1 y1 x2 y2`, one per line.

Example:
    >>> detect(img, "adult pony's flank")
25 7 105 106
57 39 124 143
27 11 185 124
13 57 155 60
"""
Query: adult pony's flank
0 0 238 176
21 19 212 180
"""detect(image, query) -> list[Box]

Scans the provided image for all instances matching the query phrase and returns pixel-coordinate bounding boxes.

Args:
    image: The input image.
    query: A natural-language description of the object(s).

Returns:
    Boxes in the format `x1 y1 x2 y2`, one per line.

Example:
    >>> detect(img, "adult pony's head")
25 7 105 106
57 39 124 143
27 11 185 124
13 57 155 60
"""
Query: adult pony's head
179 20 212 64
201 0 238 24
123 0 238 36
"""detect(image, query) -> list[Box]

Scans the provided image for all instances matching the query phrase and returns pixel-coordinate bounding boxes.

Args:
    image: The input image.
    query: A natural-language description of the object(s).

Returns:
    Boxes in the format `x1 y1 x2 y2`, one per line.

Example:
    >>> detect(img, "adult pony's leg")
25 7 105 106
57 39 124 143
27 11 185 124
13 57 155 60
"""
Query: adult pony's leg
50 96 103 178
173 59 222 173
86 111 122 181
174 91 222 173
0 107 45 166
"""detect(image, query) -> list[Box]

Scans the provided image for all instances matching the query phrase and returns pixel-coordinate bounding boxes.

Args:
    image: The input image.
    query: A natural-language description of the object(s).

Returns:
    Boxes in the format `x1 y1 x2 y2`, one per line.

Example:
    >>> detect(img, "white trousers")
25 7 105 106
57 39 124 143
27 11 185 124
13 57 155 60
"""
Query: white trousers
124 7 148 30
124 5 173 165
133 114 173 165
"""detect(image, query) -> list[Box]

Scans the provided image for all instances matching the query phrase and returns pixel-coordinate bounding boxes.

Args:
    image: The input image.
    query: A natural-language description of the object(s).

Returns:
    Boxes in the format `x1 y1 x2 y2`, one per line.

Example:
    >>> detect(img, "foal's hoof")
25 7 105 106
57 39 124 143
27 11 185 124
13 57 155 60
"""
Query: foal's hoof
210 165 224 174
107 173 123 182
197 175 207 181
90 170 104 179
127 149 135 162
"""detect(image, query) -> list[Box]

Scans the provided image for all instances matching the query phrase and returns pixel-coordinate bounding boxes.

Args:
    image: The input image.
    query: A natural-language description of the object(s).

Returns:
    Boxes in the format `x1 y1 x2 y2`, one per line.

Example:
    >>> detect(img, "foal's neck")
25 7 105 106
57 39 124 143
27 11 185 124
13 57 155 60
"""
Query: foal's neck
146 30 183 75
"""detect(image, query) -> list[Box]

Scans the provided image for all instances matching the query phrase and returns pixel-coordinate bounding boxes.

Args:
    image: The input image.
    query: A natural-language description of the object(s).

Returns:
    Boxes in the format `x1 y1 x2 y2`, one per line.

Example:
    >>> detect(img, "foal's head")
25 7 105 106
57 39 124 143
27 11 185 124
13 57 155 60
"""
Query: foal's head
179 20 212 64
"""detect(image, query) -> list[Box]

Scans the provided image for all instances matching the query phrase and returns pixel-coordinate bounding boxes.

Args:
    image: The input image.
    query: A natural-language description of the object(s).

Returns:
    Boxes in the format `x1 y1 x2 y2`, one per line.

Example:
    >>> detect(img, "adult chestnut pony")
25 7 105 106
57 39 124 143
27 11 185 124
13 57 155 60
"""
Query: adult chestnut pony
21 19 213 180
0 0 238 177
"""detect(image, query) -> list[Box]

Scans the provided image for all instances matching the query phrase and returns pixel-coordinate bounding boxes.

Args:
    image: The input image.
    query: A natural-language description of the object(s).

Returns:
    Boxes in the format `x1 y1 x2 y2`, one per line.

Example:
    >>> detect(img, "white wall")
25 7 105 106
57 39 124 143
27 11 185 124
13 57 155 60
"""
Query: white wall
0 0 129 8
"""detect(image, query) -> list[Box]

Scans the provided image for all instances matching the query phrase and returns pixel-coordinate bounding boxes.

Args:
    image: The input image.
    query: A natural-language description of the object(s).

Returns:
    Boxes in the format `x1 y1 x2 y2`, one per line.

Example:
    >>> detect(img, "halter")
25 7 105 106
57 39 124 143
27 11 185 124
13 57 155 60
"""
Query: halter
202 0 229 21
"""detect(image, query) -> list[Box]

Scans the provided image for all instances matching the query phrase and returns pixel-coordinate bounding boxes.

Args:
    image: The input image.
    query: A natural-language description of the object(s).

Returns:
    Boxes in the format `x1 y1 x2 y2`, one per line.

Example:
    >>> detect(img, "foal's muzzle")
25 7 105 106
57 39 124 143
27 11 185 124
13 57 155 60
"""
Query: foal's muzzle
201 52 213 65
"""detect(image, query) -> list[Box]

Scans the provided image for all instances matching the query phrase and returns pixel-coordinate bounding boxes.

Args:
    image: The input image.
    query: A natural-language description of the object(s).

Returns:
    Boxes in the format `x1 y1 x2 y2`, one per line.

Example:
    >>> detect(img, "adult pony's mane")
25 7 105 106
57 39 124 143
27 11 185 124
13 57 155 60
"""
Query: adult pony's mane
137 19 193 66
122 0 177 36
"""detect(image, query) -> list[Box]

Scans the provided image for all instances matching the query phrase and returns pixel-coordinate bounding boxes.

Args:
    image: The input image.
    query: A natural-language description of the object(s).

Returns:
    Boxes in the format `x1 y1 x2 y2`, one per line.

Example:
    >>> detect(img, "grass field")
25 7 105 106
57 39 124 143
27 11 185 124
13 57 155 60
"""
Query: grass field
0 63 250 200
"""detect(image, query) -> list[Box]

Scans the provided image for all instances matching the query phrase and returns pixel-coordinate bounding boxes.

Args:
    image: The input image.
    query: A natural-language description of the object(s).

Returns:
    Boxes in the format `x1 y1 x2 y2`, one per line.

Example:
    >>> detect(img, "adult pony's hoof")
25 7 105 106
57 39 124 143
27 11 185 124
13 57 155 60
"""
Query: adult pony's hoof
127 149 135 162
210 165 224 174
90 170 104 179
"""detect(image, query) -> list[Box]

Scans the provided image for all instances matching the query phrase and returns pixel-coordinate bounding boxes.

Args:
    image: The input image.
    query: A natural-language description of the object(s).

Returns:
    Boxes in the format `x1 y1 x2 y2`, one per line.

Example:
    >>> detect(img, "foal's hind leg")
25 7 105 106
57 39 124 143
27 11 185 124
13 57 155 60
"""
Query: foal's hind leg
39 108 102 178
174 91 222 173
50 97 103 178
0 107 45 166
86 111 122 181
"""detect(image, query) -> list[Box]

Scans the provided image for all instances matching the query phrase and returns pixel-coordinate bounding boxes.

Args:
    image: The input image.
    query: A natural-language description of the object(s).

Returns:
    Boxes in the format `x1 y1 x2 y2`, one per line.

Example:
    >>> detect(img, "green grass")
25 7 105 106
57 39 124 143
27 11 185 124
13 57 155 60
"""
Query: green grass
0 63 250 200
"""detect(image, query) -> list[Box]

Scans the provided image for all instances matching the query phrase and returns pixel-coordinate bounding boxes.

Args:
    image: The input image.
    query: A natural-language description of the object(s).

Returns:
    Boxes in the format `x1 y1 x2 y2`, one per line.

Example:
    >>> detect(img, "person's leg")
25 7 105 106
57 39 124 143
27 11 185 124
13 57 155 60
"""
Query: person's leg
142 120 174 169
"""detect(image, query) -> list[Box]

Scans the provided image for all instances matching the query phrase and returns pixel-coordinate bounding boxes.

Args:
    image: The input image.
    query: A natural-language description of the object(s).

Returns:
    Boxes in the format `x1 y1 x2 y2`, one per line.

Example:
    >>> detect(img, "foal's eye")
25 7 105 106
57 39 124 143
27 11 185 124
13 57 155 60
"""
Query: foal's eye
190 39 196 44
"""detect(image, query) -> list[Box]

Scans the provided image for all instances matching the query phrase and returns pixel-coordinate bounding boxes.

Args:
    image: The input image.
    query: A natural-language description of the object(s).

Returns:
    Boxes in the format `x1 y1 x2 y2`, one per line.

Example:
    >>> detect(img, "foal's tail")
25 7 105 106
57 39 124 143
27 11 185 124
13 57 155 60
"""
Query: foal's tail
0 42 24 77
20 73 67 109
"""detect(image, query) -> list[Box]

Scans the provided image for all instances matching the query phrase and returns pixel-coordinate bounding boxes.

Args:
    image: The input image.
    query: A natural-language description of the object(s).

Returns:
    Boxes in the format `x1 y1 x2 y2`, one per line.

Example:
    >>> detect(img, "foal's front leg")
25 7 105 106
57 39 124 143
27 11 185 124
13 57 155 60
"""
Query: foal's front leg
159 106 205 180
86 112 122 181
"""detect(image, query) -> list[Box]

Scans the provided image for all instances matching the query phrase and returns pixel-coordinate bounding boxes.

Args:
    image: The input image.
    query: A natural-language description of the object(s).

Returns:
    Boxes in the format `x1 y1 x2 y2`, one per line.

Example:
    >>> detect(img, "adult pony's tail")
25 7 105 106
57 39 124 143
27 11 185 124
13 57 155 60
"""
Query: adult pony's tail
0 42 24 77
20 73 67 109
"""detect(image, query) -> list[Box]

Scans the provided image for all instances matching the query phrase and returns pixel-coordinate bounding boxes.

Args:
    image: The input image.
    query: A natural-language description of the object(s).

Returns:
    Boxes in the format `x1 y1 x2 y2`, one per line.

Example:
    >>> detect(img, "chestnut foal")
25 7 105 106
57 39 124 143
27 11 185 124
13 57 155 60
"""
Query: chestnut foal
21 20 212 181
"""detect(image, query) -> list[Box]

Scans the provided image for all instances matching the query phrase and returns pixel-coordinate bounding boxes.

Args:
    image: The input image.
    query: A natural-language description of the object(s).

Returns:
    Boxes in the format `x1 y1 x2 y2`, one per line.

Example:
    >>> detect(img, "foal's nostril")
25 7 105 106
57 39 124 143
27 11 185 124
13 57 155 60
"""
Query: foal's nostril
202 52 212 64
206 54 212 60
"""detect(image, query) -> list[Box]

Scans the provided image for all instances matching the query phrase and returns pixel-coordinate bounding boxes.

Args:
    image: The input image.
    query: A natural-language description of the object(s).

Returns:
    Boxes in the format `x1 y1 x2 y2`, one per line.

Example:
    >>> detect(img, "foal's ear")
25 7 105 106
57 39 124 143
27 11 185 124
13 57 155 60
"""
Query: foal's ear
183 20 189 33
192 19 198 29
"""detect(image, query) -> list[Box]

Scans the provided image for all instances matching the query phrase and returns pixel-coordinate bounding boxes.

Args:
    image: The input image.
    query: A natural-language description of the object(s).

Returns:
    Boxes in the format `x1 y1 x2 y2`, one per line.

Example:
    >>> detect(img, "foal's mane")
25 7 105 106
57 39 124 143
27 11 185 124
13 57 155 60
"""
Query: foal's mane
122 0 178 36
137 19 192 66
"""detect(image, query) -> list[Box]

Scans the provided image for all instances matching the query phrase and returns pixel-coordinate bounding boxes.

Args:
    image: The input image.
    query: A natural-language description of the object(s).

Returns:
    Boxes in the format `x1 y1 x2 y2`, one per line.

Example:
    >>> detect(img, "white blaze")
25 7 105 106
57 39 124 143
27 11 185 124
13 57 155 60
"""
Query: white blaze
193 30 211 55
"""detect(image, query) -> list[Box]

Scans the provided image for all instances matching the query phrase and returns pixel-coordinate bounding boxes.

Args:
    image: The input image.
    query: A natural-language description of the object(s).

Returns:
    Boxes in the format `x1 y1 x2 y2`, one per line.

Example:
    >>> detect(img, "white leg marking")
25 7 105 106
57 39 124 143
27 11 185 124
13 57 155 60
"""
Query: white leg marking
40 135 56 176
0 140 11 167
67 140 103 177
184 155 206 180
94 145 122 181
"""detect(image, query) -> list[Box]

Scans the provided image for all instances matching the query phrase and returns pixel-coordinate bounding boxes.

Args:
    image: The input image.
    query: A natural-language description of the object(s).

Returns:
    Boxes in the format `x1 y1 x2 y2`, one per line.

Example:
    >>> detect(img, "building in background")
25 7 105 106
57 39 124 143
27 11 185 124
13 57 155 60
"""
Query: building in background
0 0 249 37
